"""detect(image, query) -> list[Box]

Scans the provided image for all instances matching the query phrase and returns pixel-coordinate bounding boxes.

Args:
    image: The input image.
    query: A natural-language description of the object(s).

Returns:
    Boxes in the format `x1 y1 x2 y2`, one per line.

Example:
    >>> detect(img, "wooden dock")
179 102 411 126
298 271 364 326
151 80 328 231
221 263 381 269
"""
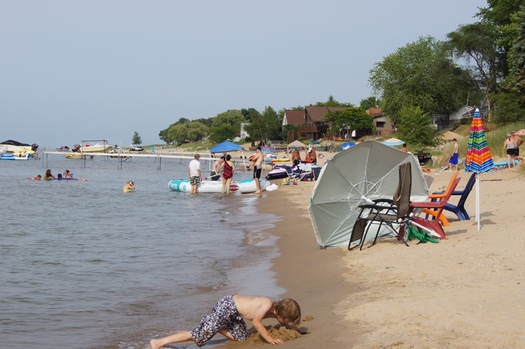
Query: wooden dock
40 150 250 171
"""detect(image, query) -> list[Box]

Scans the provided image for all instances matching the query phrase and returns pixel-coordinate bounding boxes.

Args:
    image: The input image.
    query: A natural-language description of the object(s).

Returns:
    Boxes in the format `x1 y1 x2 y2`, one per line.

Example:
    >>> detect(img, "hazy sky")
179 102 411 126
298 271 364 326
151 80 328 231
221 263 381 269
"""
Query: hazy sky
1 0 488 148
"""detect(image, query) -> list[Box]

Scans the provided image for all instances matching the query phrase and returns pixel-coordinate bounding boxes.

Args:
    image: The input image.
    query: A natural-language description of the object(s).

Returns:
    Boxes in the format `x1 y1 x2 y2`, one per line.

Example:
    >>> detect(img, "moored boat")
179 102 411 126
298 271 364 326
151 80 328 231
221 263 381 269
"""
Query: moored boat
0 153 32 160
71 143 113 153
168 179 239 193
0 139 38 159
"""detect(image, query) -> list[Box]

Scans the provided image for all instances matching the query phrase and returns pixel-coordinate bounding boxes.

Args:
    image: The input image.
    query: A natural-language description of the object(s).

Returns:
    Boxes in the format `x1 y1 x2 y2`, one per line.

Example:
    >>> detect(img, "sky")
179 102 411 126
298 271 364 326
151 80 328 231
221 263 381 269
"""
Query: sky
1 0 488 148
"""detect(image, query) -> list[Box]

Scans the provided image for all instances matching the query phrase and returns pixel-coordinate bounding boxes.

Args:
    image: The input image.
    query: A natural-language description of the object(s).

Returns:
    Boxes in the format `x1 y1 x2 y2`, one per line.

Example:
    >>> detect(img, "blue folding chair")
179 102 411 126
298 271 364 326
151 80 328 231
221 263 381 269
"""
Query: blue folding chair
443 172 476 220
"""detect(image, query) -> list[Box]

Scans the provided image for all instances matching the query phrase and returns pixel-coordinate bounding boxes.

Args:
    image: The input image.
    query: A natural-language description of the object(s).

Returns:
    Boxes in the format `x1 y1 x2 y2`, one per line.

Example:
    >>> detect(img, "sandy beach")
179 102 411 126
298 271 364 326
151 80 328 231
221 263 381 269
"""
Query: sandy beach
238 156 525 348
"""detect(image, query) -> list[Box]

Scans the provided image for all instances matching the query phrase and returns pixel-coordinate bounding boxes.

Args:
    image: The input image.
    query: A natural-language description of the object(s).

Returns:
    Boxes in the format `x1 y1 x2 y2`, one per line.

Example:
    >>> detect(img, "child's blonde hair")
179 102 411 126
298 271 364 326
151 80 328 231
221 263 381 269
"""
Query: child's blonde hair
275 298 301 326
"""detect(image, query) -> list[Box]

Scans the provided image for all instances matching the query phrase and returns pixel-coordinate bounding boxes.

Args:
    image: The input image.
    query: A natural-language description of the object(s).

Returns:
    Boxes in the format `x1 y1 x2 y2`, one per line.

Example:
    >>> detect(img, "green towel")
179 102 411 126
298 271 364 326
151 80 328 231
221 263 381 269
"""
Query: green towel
407 223 439 243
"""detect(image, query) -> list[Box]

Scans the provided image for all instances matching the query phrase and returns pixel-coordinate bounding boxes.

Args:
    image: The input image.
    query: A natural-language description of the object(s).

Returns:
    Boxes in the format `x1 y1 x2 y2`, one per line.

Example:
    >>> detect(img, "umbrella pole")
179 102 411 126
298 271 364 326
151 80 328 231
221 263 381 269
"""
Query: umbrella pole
476 174 480 231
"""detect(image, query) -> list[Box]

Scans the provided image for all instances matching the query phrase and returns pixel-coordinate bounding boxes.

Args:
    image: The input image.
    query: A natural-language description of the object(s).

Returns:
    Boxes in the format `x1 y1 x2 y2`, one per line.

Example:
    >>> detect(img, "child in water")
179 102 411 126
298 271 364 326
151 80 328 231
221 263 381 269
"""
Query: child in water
150 295 301 348
122 180 135 192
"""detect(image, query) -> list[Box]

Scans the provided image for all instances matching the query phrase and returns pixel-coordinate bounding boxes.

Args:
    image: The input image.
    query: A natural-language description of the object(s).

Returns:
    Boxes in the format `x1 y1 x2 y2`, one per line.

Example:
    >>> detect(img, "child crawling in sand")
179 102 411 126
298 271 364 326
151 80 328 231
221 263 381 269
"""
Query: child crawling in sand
150 295 301 348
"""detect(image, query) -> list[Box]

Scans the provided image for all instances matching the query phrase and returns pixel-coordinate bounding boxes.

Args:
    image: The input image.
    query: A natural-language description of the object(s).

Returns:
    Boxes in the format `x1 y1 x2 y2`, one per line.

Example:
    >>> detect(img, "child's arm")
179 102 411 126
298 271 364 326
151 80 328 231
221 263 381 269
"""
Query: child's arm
242 296 283 345
252 317 283 345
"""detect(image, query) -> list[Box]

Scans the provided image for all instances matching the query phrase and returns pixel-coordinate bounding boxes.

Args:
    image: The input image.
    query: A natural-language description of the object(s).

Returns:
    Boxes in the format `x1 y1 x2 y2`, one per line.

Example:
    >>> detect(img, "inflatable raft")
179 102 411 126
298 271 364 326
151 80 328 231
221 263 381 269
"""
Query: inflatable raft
0 153 32 160
237 179 270 193
168 179 239 193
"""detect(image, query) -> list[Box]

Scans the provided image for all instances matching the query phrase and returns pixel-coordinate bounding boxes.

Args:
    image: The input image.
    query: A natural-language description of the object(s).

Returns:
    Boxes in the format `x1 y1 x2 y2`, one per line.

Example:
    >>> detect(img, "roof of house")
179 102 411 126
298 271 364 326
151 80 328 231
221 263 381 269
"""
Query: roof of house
366 107 382 117
305 106 349 122
283 110 306 126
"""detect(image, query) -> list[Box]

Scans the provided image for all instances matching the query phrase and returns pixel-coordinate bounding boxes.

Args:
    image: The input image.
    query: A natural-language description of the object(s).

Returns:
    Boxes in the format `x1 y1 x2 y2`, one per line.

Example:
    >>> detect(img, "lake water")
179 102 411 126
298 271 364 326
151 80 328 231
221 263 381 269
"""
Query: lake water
0 154 284 349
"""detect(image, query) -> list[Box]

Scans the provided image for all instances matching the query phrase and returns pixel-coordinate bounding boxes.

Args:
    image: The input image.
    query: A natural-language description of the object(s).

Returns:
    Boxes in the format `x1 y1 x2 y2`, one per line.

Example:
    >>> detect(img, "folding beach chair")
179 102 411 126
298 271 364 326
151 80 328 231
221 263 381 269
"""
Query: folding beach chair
410 177 461 240
422 171 459 226
348 162 412 250
443 172 476 220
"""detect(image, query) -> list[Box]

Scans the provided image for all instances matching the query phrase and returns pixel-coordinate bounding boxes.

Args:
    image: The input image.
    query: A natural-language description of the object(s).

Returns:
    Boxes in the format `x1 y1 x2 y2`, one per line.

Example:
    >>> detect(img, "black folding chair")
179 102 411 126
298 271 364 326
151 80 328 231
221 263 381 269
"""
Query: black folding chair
348 162 412 251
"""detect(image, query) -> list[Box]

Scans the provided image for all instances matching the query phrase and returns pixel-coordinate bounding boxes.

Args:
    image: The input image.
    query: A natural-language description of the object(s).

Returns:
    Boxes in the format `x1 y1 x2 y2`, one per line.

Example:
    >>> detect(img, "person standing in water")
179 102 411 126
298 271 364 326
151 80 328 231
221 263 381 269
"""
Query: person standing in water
188 154 202 194
222 154 235 194
249 147 264 193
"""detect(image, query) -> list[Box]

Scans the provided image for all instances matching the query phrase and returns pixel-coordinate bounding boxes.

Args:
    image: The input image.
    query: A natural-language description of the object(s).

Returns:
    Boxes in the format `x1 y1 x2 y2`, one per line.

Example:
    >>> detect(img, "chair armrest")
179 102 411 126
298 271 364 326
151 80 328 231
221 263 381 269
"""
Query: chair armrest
429 191 446 199
372 198 394 204
410 201 445 209
358 203 395 210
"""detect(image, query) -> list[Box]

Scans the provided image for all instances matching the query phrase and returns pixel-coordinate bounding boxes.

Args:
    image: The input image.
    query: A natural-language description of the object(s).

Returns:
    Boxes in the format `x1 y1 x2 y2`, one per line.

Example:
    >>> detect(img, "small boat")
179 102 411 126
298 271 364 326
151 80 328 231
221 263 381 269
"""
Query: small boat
237 179 270 193
0 153 32 160
71 143 113 153
0 139 38 159
168 179 239 193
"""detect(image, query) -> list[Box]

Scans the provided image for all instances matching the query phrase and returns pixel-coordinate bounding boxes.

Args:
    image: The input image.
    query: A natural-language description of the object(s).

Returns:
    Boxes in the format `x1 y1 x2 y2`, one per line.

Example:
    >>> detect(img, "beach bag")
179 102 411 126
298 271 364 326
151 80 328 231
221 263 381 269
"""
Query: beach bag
407 223 439 244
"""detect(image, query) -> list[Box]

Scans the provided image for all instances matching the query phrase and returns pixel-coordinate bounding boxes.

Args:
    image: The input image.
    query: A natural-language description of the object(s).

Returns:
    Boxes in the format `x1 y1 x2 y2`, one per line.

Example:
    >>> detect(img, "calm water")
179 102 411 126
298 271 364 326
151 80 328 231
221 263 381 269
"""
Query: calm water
0 154 283 349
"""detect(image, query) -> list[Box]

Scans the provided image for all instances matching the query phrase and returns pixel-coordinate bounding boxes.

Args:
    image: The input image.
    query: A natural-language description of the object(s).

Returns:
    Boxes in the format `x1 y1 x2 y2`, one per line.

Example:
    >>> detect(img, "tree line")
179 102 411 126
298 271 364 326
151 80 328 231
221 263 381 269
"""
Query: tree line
158 100 376 146
159 1 525 147
370 1 525 146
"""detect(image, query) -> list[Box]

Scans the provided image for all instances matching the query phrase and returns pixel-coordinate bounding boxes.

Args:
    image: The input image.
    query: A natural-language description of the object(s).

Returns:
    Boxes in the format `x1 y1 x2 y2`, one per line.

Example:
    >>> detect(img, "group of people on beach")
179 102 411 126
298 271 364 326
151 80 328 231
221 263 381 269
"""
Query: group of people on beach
209 153 236 194
186 153 237 194
32 169 74 180
188 146 272 195
436 132 523 172
291 146 317 166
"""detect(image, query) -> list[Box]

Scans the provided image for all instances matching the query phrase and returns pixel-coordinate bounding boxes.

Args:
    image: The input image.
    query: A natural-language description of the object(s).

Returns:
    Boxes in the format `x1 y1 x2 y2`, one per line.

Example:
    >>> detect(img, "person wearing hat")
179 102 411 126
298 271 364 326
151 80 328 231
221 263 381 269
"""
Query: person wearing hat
503 133 518 168
305 146 317 165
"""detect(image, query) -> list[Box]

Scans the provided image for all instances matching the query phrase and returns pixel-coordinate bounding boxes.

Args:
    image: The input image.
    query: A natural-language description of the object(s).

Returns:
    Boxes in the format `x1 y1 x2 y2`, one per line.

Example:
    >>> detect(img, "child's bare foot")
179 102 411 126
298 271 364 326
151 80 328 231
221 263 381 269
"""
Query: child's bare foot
150 339 161 349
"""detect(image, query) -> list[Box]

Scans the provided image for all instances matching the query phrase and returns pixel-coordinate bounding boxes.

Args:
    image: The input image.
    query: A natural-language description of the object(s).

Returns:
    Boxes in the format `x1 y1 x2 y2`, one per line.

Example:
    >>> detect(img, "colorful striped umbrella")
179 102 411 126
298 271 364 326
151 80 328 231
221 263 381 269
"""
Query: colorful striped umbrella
464 108 493 231
465 108 493 172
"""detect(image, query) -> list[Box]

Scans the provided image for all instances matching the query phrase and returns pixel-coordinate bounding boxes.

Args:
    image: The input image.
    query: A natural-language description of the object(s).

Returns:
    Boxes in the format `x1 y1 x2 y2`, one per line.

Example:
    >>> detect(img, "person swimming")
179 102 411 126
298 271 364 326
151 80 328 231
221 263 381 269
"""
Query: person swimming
123 180 135 192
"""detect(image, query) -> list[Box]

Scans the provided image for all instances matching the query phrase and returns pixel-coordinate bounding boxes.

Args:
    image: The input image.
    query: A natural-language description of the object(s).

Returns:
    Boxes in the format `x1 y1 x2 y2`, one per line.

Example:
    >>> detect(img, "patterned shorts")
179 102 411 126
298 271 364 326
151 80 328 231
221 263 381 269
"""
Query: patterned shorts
190 176 201 186
190 295 247 346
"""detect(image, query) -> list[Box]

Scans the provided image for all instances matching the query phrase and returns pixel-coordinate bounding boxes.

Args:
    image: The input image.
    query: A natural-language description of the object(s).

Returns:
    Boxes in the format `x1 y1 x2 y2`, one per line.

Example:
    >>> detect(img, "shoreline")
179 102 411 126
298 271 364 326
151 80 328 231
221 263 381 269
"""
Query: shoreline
256 182 359 348
217 177 358 349
228 163 525 348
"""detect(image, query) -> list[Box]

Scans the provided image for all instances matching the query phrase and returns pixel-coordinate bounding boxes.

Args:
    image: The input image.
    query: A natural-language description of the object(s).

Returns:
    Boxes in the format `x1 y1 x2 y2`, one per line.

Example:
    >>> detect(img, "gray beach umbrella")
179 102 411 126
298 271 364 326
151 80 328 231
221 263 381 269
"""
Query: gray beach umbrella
309 141 429 248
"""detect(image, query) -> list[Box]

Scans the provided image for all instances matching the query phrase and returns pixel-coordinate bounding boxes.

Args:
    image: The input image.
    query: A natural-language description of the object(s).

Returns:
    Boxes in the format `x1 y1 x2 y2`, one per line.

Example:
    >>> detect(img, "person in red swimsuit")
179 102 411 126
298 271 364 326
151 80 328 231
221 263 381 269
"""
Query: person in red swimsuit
222 154 235 194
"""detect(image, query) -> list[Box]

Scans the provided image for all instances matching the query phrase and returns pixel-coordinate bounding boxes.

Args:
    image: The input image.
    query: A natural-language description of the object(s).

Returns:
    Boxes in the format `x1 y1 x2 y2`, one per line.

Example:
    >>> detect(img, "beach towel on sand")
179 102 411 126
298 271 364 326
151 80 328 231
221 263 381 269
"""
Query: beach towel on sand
407 224 439 244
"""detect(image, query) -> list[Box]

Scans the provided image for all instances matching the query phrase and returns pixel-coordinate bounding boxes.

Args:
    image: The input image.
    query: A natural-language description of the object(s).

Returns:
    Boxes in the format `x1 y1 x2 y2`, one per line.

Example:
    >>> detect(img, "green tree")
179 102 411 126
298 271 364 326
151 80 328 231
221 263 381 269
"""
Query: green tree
325 107 373 138
240 108 262 123
245 106 282 145
446 22 503 105
159 118 191 143
359 96 379 111
185 122 209 142
209 124 238 143
282 124 298 143
164 121 208 144
132 131 142 145
315 95 353 107
369 36 471 127
209 110 246 143
397 106 437 147
497 7 525 122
